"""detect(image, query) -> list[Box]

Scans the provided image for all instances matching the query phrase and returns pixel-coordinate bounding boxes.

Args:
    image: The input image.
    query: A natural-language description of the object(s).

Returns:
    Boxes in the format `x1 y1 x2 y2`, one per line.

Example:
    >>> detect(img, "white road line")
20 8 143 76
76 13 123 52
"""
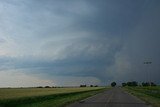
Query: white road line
105 92 113 107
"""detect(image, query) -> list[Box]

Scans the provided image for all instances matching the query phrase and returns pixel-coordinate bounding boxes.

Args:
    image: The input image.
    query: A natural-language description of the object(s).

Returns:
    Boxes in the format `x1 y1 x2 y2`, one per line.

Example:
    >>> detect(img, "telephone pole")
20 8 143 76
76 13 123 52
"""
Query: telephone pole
143 61 152 86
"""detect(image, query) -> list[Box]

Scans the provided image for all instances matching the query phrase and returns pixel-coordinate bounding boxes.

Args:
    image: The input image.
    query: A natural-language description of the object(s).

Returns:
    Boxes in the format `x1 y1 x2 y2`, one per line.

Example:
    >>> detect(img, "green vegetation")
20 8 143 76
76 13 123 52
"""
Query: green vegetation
0 87 108 107
111 82 116 87
121 81 156 87
124 86 160 107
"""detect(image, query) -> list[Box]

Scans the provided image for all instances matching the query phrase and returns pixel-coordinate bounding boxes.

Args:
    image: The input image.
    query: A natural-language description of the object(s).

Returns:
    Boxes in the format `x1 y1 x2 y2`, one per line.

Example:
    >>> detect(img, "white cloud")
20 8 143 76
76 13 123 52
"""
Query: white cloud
51 76 101 86
105 44 132 84
0 70 54 87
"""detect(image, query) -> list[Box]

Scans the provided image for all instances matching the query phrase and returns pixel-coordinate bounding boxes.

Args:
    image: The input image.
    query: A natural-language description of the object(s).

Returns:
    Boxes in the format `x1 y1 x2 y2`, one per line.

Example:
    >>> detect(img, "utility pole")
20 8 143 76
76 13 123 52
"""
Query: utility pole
143 61 152 86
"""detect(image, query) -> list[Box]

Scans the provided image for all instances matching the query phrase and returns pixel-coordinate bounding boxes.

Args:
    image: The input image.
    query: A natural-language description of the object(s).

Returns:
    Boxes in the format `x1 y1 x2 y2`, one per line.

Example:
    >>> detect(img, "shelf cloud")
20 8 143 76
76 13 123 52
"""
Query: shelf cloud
0 0 160 86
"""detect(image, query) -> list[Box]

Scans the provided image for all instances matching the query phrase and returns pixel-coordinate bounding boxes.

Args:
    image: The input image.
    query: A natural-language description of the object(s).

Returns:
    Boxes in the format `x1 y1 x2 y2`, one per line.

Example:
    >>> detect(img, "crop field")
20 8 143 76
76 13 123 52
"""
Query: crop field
0 87 107 107
124 86 160 107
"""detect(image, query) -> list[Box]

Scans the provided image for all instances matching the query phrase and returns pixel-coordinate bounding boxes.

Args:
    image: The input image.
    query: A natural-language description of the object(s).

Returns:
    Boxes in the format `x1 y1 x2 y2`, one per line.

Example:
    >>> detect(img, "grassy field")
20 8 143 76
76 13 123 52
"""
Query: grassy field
124 86 160 107
0 87 107 107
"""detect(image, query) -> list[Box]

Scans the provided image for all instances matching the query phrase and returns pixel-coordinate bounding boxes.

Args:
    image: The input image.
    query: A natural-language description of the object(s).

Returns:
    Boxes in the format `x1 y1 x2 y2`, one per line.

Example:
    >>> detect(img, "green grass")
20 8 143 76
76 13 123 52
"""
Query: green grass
124 86 160 107
0 87 108 107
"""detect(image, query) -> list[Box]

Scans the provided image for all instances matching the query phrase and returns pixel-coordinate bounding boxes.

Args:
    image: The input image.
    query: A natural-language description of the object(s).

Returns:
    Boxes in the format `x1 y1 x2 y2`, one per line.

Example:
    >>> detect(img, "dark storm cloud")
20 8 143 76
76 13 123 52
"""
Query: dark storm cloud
0 0 160 86
70 0 146 35
0 36 122 82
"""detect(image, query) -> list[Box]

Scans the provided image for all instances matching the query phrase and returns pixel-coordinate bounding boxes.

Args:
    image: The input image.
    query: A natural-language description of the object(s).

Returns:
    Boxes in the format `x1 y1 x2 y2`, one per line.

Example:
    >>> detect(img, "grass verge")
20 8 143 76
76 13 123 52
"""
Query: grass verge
0 87 108 107
124 86 160 107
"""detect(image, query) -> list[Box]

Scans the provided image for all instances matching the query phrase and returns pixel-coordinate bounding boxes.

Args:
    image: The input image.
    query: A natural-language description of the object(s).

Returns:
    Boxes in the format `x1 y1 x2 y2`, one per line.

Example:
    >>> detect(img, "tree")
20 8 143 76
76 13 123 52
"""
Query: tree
127 81 138 86
45 86 51 88
122 83 127 87
132 81 138 86
37 86 43 88
151 82 157 86
111 82 116 87
142 82 150 86
80 85 86 87
142 82 157 86
90 85 93 87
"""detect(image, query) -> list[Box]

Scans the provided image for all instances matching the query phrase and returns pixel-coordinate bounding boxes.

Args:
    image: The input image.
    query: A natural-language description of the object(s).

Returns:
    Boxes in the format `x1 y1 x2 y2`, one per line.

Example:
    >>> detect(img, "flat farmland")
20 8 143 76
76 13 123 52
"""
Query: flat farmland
0 87 107 107
124 86 160 107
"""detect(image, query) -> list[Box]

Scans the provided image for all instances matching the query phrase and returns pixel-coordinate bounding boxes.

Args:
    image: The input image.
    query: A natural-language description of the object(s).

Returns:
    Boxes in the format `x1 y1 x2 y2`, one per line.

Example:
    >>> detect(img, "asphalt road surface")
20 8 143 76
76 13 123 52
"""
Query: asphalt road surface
67 87 151 107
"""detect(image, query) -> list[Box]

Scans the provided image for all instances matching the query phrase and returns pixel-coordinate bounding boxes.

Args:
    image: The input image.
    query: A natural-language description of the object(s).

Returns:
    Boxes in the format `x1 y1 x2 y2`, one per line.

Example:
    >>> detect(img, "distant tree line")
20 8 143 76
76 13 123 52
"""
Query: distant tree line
141 82 156 86
80 85 87 87
90 85 98 87
80 84 98 87
110 81 157 87
122 81 138 87
36 86 63 88
36 85 99 88
122 81 157 87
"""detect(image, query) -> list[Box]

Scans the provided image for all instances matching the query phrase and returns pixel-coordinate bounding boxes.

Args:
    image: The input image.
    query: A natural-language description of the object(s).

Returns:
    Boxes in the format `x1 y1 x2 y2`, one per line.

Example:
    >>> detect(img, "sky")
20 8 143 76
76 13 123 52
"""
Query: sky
0 0 160 87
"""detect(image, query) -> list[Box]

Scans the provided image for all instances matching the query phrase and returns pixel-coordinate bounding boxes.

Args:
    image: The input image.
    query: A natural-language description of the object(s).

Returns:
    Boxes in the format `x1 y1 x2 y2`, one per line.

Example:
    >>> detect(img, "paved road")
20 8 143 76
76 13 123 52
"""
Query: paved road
67 87 151 107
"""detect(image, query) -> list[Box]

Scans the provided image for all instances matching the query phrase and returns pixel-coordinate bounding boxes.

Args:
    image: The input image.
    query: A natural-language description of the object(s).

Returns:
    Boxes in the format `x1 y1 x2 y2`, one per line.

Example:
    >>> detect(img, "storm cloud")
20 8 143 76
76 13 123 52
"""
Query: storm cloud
0 0 160 87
